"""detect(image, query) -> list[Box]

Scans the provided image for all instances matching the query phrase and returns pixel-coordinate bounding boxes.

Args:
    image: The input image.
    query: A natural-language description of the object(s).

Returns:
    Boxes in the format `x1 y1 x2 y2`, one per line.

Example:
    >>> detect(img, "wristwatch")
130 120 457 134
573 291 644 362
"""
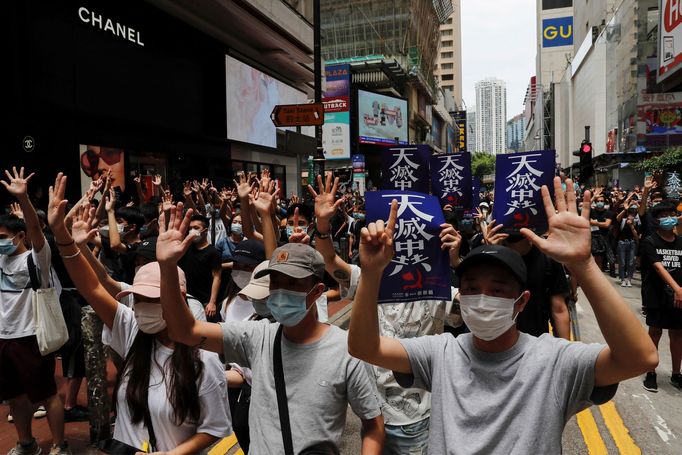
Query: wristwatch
315 230 331 240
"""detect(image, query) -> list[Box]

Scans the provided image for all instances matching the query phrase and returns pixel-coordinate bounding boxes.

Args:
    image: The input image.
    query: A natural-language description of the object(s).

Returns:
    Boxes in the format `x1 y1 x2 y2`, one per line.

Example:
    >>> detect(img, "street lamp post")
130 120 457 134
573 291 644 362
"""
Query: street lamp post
312 0 325 179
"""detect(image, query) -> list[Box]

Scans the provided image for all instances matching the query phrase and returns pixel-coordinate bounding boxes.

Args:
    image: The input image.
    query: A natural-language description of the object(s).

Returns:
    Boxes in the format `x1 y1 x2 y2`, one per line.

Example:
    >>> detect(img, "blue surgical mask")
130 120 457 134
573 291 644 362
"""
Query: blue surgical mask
659 217 679 231
267 288 315 326
231 223 243 236
286 226 295 238
0 236 18 255
596 202 605 209
252 298 271 317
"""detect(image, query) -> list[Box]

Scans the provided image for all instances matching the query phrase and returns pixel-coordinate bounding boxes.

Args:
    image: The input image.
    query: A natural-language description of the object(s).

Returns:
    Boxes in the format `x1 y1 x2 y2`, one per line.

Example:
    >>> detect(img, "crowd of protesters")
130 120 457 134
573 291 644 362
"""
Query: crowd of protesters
0 163 679 454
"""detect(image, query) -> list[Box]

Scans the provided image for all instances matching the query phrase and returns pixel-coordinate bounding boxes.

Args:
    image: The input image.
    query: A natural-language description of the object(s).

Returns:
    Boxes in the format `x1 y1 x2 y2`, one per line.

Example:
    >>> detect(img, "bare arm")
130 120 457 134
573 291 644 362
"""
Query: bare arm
522 178 658 387
158 433 217 455
250 180 278 259
550 294 570 340
1 167 45 252
157 204 224 353
360 416 385 455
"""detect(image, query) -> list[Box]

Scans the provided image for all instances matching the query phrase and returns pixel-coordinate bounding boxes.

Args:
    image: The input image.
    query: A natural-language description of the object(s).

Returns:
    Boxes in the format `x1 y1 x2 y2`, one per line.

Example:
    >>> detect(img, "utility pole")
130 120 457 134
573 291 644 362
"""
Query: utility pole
312 0 325 179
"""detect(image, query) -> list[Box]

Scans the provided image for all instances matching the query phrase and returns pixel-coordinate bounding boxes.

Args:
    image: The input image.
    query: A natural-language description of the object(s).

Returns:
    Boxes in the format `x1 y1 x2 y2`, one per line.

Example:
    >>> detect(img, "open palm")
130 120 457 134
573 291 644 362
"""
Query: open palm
360 200 398 271
157 203 194 264
2 167 34 197
308 175 344 224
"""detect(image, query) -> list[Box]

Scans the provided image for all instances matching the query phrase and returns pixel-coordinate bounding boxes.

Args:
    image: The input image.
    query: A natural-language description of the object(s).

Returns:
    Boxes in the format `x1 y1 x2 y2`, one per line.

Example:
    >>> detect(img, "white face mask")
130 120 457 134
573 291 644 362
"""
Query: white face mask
133 302 167 334
251 298 271 317
232 270 252 289
459 294 522 341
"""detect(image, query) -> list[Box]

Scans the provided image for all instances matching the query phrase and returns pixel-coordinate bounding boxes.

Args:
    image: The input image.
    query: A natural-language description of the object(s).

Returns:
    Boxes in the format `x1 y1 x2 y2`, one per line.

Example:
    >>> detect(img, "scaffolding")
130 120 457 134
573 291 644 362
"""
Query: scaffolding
320 0 452 94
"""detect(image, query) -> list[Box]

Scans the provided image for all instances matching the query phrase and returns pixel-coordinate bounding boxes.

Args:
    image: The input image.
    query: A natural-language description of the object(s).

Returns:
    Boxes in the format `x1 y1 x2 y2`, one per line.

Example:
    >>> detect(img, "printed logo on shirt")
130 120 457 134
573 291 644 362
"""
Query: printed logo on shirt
657 248 682 269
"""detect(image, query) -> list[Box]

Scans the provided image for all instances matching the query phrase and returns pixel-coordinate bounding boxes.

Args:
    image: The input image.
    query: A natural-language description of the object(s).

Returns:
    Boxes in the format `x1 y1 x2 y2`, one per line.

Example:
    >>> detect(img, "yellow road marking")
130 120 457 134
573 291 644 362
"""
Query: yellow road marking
599 401 641 455
576 408 609 454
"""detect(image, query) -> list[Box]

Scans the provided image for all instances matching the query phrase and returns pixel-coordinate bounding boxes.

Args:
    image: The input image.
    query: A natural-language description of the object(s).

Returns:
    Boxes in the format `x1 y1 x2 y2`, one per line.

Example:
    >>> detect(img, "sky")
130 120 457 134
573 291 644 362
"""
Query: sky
460 0 537 120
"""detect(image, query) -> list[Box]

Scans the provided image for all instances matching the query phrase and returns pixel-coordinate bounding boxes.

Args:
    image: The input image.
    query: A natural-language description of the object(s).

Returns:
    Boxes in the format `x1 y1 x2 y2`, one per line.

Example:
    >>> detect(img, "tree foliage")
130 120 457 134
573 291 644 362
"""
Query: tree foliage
633 147 682 172
471 152 496 179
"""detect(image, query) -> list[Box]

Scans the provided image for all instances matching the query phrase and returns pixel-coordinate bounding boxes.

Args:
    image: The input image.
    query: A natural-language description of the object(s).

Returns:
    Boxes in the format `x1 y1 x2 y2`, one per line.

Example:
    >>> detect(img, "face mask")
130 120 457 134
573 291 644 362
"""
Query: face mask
232 270 252 289
117 223 126 234
267 287 315 326
134 302 167 334
595 202 605 209
99 225 110 238
286 226 295 238
0 236 18 256
231 223 243 236
459 294 522 341
139 225 150 237
191 229 204 244
252 298 271 317
659 217 679 231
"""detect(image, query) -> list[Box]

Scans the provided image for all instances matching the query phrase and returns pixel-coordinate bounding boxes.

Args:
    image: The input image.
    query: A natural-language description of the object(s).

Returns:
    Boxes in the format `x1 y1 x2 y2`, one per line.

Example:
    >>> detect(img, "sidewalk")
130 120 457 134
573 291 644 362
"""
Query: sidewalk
0 299 353 454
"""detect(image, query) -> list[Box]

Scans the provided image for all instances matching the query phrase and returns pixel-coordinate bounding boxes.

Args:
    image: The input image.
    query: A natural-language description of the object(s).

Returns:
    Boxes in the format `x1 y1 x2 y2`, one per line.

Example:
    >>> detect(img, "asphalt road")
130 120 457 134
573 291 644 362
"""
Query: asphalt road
337 272 682 454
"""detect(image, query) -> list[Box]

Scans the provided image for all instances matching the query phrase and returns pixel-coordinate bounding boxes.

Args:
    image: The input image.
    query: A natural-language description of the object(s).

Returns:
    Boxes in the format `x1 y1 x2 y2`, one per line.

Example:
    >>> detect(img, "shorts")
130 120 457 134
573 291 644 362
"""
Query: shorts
645 307 682 330
0 336 57 403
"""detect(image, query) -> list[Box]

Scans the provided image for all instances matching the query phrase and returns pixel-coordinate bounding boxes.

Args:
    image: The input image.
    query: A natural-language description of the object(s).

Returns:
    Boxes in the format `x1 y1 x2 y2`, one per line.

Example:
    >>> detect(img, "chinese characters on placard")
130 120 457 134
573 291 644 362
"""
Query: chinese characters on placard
666 172 681 199
504 153 544 216
436 156 464 200
388 148 420 191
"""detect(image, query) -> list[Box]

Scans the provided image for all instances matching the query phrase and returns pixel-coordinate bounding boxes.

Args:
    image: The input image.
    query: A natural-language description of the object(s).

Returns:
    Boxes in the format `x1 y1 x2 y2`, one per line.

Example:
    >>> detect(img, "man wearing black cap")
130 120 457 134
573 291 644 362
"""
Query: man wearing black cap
156 204 385 454
348 178 658 453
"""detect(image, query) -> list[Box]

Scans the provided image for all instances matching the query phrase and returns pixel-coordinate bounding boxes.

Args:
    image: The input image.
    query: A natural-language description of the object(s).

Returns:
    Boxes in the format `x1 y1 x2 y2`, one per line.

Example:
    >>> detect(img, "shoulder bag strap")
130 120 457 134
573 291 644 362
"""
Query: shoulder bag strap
274 324 294 455
143 404 157 452
27 254 40 290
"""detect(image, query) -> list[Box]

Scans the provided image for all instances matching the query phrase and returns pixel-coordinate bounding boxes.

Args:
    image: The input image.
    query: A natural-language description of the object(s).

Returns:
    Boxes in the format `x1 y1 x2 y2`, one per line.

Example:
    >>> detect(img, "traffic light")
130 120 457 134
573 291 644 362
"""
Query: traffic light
572 140 593 183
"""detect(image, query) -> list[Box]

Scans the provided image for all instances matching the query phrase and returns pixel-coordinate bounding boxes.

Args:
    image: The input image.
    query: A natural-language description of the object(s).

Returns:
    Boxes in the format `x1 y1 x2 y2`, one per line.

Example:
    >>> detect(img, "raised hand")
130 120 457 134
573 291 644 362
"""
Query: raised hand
183 181 193 199
133 175 141 185
152 174 162 187
157 203 194 264
307 175 344 227
250 179 279 216
9 202 23 219
72 203 99 245
287 207 311 244
644 176 657 191
521 177 592 268
483 220 508 246
200 178 209 192
360 199 398 272
47 173 70 237
105 188 117 213
439 223 462 253
233 172 256 200
1 166 35 197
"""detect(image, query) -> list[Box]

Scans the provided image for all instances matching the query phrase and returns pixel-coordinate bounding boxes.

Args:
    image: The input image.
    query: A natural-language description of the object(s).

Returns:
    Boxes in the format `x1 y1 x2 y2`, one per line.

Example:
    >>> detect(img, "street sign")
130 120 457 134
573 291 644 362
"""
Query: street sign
271 103 325 127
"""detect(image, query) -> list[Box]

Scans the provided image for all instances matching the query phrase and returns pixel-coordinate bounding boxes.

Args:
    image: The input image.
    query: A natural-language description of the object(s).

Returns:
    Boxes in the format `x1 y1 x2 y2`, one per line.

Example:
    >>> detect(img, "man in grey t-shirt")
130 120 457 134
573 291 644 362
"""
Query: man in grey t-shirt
348 178 659 454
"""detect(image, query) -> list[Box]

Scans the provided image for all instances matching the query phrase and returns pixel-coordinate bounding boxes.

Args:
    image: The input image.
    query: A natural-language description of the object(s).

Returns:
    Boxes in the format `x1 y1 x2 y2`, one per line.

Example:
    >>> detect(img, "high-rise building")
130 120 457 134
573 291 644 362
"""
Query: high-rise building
506 114 525 152
467 107 477 153
434 0 463 107
475 78 507 154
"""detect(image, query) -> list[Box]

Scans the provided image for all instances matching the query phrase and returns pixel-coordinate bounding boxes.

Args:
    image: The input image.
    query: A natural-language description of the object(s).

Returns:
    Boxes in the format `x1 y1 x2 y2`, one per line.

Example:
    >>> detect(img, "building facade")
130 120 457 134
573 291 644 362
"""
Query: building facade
434 0 463 107
467 107 477 153
506 114 526 153
475 78 507 154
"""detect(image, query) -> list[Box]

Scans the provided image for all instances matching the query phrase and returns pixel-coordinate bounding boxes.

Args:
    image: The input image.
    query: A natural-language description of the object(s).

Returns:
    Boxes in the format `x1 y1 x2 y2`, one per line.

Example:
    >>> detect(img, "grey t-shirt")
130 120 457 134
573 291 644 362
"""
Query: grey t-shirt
221 321 381 453
399 332 616 454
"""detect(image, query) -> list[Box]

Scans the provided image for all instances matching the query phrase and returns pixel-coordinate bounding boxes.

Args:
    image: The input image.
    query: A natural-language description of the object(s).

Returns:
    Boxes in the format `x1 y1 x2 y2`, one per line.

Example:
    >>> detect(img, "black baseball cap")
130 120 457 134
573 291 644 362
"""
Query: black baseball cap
136 236 157 261
456 245 527 287
232 239 266 265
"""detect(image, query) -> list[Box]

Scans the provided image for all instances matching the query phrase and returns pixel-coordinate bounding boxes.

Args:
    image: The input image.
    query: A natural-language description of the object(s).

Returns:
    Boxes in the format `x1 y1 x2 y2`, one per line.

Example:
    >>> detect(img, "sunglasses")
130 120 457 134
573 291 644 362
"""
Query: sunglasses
80 148 123 177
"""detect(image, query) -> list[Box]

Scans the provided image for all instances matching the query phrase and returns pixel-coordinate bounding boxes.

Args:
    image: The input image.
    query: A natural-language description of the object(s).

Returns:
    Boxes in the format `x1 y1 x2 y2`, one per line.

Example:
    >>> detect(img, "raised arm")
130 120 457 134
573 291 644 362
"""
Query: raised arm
157 203 224 353
308 175 352 287
522 177 658 386
347 199 413 374
250 179 279 259
2 167 45 252
234 173 257 239
47 173 119 328
639 176 656 217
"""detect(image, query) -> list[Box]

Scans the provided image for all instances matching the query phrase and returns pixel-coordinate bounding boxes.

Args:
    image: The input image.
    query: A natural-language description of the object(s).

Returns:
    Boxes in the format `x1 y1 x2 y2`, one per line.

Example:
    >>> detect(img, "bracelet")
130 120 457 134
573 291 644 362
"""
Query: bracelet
60 250 81 260
315 230 331 240
55 239 75 247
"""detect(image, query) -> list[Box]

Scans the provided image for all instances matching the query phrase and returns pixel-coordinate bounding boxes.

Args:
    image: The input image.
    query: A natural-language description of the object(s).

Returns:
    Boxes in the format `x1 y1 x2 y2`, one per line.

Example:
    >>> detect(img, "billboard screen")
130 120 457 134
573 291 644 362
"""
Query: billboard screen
225 55 310 148
453 110 467 152
542 17 573 48
357 89 408 145
323 64 351 160
659 1 682 82
542 0 572 9
79 145 125 196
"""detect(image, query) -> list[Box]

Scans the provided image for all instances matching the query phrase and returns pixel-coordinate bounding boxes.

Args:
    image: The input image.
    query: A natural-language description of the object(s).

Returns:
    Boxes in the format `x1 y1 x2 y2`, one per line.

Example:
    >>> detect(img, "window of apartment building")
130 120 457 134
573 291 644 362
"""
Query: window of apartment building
441 51 453 59
443 85 453 92
446 18 452 25
441 29 453 37
442 40 453 47
441 63 454 70
442 74 454 81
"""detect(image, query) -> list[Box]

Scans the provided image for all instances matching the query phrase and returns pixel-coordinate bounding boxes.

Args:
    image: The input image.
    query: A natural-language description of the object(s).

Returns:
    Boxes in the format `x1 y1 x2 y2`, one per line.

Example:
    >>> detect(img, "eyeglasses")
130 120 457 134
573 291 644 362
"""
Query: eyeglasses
80 148 123 177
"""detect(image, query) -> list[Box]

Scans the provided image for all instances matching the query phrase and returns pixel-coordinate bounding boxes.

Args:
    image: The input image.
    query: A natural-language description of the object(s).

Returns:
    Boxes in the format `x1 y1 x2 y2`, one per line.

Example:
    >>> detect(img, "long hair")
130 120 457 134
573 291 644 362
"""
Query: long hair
114 331 204 426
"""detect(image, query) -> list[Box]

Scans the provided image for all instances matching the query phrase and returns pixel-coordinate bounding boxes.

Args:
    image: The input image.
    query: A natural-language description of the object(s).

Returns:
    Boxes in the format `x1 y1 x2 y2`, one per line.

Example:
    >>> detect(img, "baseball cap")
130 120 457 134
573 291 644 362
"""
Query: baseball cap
115 262 187 300
239 261 270 301
254 243 325 280
232 239 266 266
136 236 157 261
456 245 527 288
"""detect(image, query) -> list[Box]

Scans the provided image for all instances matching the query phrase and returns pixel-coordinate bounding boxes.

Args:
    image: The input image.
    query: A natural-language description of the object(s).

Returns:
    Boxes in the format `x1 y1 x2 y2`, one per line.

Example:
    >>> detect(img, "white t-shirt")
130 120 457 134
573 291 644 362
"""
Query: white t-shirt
341 264 446 426
0 245 58 339
102 304 231 452
208 217 227 245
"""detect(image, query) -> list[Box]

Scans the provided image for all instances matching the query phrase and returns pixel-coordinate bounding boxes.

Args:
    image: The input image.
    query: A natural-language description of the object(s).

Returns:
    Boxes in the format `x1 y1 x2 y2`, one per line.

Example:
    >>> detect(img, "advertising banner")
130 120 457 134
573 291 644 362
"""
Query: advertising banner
659 1 682 82
381 145 430 193
446 125 456 154
366 191 451 304
542 17 573 48
323 64 351 160
453 110 467 152
492 150 556 234
637 92 682 147
430 153 472 209
358 89 408 145
79 145 125 196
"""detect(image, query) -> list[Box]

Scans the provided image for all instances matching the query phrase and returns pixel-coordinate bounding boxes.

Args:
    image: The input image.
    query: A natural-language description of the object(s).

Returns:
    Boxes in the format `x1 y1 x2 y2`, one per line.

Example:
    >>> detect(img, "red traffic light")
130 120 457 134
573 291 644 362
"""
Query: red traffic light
581 142 593 154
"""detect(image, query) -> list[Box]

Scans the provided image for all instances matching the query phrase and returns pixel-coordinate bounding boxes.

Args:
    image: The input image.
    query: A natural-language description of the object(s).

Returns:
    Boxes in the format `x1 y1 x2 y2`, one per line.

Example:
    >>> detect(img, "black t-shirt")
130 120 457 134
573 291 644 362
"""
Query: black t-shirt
641 210 658 238
639 233 682 309
591 209 614 236
179 244 222 304
516 246 570 337
616 217 641 241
